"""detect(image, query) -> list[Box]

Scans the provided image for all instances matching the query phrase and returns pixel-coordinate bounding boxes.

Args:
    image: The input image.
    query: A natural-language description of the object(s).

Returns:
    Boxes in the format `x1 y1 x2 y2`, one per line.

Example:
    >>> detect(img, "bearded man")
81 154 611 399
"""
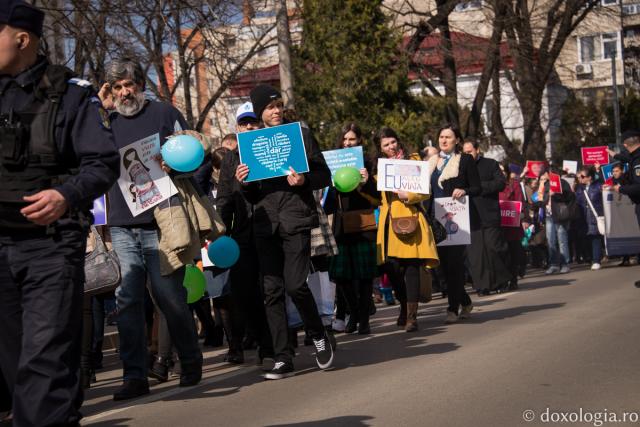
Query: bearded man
98 58 203 400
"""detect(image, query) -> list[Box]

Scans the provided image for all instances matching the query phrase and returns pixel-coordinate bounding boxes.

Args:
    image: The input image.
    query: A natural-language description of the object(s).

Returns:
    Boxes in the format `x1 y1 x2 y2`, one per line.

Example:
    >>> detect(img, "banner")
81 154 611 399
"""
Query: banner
581 146 609 165
321 146 365 181
603 189 640 256
562 160 578 175
601 162 628 185
525 160 547 178
91 195 107 226
238 122 309 182
549 173 563 193
434 197 471 246
499 200 522 228
117 133 177 217
376 158 430 195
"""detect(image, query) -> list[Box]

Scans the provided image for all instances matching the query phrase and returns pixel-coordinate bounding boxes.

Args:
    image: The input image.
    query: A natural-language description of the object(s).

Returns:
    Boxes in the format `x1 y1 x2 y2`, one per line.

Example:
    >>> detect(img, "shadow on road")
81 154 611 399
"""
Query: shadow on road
264 415 375 426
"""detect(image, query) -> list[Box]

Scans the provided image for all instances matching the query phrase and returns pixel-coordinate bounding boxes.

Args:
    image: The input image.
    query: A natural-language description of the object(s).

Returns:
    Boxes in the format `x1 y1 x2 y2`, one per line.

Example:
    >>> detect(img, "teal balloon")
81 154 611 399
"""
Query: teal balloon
207 236 240 268
334 166 361 193
161 134 205 172
183 265 206 304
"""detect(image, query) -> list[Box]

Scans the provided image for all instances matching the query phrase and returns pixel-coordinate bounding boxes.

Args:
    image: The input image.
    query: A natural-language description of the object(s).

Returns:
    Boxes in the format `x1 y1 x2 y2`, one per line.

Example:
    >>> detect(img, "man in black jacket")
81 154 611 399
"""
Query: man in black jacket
235 85 333 379
463 141 511 294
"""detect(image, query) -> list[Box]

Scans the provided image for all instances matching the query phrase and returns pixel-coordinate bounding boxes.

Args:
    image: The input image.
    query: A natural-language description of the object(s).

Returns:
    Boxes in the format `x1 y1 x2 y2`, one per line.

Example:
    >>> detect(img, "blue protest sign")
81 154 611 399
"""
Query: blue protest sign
91 195 107 226
602 162 628 185
237 122 309 182
322 146 365 179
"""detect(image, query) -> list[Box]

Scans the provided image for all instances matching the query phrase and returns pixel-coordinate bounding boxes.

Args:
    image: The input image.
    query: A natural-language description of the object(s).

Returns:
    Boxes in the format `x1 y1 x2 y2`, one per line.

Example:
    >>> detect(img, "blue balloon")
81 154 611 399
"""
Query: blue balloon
207 236 240 268
161 134 205 172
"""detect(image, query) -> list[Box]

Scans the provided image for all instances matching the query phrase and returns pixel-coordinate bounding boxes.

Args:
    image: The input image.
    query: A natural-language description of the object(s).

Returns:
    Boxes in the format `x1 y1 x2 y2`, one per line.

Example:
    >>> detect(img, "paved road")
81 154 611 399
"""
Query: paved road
83 263 640 426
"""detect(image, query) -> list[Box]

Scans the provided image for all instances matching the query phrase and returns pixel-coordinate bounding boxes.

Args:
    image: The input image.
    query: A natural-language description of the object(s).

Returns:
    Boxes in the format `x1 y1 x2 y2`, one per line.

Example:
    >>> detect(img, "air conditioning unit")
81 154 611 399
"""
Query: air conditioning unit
575 63 593 76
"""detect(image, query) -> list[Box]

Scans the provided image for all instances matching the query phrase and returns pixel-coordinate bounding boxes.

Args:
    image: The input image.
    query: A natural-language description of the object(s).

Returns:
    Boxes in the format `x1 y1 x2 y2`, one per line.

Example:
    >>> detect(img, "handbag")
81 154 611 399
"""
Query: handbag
551 195 580 222
84 226 121 296
418 266 433 303
584 190 605 235
342 209 377 234
425 200 447 244
386 192 418 236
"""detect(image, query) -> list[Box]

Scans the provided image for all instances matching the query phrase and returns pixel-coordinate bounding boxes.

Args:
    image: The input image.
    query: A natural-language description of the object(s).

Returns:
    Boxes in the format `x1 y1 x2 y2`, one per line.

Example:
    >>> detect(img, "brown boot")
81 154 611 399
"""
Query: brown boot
405 302 418 332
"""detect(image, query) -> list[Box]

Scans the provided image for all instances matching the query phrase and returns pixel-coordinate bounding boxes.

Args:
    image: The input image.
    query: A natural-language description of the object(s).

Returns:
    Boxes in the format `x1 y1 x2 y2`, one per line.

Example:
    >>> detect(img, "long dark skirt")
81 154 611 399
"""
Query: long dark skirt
467 227 512 291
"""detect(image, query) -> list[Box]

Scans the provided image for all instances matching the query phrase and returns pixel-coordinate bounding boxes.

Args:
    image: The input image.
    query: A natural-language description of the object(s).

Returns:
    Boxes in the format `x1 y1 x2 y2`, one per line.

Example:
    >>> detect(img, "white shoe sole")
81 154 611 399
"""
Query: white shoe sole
263 371 295 380
316 352 334 370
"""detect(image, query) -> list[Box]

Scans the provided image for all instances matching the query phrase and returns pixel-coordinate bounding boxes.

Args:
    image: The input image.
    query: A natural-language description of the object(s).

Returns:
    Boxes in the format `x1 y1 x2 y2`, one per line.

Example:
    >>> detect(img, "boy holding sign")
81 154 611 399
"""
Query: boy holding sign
235 85 334 379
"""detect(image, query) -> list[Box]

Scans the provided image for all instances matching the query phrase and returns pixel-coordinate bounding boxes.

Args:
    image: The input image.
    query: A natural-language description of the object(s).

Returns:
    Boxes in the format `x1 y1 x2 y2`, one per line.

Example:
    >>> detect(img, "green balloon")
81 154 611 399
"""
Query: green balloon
334 166 361 193
183 265 206 304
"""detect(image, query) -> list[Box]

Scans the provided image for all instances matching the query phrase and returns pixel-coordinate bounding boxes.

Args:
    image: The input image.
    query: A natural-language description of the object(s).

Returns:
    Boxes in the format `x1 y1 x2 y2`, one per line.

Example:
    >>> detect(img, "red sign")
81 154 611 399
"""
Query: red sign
581 146 609 165
549 172 563 193
525 161 547 178
499 200 522 228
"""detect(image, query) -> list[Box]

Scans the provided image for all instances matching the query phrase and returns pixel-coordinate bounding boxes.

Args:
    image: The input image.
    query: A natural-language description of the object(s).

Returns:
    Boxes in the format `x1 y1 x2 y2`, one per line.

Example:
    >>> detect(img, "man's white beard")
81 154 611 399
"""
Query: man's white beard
115 92 146 117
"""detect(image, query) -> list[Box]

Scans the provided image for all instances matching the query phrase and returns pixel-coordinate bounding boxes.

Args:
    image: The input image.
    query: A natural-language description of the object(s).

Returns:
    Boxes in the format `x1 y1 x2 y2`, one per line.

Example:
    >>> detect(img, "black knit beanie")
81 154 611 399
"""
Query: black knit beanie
250 85 281 121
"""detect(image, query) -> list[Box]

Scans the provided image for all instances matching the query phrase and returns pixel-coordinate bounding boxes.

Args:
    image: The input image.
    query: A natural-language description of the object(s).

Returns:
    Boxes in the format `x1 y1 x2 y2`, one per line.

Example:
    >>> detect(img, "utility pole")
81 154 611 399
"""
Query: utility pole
275 0 295 109
611 52 622 150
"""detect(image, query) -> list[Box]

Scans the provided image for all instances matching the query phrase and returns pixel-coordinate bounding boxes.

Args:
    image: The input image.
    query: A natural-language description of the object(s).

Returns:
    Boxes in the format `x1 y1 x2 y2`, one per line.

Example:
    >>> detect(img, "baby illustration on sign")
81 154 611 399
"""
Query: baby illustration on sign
441 211 459 240
122 148 163 210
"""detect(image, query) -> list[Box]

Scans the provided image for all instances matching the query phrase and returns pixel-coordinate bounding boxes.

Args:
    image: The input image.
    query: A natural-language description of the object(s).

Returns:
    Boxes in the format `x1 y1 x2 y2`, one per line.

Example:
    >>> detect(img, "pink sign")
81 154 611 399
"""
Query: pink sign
581 146 609 165
549 172 562 193
525 161 547 178
500 200 522 228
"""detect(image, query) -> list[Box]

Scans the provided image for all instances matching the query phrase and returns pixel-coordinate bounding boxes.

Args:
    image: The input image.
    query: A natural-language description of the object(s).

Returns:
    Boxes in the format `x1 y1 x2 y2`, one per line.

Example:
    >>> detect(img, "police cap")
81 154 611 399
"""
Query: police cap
622 130 640 142
0 0 45 38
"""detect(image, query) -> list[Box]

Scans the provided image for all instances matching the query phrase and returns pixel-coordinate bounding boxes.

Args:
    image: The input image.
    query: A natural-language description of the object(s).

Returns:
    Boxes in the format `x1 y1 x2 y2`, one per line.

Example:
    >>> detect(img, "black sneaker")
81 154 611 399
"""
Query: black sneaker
113 379 150 401
263 361 295 380
313 335 334 370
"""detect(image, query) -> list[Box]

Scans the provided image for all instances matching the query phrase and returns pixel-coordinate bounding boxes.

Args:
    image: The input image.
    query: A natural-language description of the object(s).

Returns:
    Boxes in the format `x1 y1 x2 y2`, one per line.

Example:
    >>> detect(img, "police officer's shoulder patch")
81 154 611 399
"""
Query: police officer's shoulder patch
88 96 111 129
635 165 640 177
68 77 92 88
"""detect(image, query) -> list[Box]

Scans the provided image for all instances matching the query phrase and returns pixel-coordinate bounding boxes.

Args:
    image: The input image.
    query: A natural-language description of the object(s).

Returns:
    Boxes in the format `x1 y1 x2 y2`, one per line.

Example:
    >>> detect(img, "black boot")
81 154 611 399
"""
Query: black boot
80 368 95 389
358 280 373 334
113 379 150 401
148 356 171 382
344 314 358 334
179 356 203 387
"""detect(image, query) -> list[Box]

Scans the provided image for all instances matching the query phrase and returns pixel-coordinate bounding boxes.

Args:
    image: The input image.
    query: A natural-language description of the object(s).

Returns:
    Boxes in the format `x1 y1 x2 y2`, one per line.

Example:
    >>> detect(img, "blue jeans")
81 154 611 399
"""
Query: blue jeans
545 218 570 267
110 227 201 381
588 235 603 263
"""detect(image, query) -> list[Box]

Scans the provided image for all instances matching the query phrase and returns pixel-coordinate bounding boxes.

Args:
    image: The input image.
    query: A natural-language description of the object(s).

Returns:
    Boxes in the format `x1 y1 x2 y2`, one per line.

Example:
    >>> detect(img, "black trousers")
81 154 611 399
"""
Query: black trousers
229 244 273 354
0 226 87 427
438 245 472 314
255 228 324 364
382 258 422 304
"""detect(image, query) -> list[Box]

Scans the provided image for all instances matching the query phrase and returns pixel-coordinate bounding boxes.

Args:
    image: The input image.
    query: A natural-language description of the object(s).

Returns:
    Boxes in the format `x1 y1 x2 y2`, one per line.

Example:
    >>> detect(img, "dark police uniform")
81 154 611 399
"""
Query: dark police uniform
0 56 119 425
616 131 640 226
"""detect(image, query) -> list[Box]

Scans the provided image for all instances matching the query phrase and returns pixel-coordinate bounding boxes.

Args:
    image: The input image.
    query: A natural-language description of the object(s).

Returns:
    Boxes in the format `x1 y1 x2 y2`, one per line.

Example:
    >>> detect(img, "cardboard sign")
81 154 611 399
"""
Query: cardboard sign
581 146 609 166
117 134 178 217
376 158 431 195
549 173 563 193
602 162 628 185
499 200 522 228
322 146 365 181
434 197 471 246
525 161 547 178
238 122 309 182
91 195 107 226
562 160 578 175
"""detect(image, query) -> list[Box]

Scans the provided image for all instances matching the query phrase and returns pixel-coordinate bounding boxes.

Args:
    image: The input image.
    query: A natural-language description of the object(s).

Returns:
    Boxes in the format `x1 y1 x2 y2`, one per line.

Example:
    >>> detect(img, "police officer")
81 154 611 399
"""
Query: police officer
0 2 120 426
610 130 640 288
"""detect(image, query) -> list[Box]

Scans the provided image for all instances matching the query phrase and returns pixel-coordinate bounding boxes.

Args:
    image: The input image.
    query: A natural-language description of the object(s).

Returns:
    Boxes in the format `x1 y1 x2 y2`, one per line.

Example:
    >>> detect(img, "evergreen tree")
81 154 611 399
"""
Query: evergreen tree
292 0 445 151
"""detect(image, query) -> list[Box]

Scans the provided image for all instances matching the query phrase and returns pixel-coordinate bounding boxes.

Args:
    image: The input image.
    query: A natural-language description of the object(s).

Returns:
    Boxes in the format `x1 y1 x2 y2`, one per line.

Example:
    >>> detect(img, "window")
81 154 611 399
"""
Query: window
602 32 619 59
579 36 598 63
623 3 640 15
601 0 618 5
454 0 482 12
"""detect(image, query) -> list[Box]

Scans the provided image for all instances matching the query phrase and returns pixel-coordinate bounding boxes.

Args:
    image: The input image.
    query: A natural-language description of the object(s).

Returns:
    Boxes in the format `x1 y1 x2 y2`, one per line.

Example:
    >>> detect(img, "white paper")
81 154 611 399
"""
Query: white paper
562 160 578 175
117 133 178 216
201 242 214 267
376 159 431 195
434 197 471 246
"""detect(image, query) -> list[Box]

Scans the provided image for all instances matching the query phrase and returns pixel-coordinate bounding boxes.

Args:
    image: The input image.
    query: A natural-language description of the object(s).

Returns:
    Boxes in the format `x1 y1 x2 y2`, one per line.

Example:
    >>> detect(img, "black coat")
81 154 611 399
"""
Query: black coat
470 156 506 228
216 150 254 246
242 125 331 237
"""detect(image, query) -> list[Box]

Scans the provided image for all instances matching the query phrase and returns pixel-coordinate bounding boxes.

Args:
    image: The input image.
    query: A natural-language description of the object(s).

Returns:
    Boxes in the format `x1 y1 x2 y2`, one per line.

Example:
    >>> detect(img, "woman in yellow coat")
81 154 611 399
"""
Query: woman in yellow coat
371 127 439 332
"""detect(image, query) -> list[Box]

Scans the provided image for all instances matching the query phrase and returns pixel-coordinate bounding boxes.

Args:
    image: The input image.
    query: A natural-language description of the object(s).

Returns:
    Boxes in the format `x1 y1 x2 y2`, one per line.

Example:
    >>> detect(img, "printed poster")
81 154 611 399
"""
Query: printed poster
499 200 522 228
603 189 640 256
602 162 628 185
581 146 609 166
322 146 365 181
376 159 431 195
117 133 177 217
91 195 107 226
549 173 563 193
562 160 578 175
237 122 309 182
434 197 471 246
525 161 547 178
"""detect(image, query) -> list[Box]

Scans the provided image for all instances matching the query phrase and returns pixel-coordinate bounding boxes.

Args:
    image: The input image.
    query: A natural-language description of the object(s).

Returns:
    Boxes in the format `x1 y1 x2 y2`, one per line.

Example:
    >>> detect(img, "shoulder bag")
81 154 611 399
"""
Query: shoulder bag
584 191 606 235
84 226 121 296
